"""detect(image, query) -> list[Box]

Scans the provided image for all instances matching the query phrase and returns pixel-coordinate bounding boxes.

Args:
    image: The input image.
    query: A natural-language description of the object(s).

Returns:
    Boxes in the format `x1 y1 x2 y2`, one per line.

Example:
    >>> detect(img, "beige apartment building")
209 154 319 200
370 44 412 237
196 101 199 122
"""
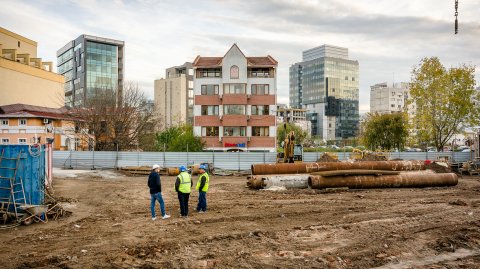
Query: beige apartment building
154 62 194 131
0 27 64 108
370 82 409 114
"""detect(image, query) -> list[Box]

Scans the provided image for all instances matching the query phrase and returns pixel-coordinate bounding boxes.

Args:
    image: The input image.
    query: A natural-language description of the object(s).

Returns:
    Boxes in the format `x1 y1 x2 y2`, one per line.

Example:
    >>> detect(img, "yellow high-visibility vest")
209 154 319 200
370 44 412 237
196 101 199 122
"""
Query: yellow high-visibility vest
196 172 209 192
177 171 191 193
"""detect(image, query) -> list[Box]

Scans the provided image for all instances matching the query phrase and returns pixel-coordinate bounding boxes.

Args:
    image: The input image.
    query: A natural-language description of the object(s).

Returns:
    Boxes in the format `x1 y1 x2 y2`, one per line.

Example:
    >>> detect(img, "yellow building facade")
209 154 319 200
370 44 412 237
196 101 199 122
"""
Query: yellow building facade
0 27 64 108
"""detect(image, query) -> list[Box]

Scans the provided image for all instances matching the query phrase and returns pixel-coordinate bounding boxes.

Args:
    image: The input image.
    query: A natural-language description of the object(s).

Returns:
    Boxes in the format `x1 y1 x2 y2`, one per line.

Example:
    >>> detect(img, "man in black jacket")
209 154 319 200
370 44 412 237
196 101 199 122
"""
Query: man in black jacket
148 164 170 221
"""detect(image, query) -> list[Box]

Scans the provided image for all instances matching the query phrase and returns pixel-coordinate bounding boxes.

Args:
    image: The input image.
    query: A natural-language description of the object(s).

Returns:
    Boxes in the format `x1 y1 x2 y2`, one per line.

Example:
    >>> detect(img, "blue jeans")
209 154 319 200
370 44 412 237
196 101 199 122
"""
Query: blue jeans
197 191 207 212
150 192 166 218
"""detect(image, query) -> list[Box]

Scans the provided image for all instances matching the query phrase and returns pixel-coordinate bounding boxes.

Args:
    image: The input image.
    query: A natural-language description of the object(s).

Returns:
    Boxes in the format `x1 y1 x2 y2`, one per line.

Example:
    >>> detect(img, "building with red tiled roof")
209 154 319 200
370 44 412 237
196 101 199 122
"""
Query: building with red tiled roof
193 44 278 152
0 104 90 150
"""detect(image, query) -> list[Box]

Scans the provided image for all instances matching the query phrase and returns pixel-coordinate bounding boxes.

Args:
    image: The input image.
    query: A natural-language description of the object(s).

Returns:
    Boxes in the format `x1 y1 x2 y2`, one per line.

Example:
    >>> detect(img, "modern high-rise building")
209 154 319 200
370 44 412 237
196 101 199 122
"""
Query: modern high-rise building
193 44 277 152
154 62 194 130
56 35 124 108
370 82 409 114
289 45 359 140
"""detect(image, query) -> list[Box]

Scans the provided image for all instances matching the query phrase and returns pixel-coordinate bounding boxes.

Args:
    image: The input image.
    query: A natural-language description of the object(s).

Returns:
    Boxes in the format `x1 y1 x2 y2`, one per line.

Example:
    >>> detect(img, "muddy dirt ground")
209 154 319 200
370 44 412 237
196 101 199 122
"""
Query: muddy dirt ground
1 170 480 269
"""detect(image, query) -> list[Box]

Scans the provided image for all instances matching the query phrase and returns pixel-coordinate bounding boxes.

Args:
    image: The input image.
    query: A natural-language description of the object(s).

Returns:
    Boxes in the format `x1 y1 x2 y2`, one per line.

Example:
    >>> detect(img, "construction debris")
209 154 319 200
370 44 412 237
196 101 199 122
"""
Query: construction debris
316 152 339 162
308 172 458 189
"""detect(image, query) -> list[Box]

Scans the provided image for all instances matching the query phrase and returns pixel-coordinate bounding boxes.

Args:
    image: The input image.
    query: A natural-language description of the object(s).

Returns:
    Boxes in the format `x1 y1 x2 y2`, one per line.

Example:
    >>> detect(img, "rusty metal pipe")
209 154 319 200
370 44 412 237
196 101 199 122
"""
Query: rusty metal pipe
246 174 310 189
311 169 436 177
308 172 458 189
251 161 426 175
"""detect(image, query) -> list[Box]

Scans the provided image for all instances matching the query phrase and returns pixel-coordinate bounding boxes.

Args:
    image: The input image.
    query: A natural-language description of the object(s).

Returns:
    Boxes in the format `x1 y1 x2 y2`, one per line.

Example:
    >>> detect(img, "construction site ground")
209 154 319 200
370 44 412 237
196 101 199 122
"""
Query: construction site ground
1 169 480 268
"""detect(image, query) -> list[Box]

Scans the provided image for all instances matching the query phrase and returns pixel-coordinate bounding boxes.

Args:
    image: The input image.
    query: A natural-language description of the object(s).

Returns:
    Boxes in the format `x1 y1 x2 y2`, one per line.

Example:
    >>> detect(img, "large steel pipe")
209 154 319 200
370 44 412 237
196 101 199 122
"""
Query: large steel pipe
247 174 310 189
251 161 426 175
308 172 458 189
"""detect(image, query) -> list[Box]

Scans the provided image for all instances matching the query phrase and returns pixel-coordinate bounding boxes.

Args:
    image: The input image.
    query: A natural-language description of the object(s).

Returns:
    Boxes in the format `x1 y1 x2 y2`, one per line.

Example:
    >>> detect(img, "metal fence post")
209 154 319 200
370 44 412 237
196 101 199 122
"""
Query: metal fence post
91 149 96 170
238 151 240 172
163 143 166 168
187 143 189 166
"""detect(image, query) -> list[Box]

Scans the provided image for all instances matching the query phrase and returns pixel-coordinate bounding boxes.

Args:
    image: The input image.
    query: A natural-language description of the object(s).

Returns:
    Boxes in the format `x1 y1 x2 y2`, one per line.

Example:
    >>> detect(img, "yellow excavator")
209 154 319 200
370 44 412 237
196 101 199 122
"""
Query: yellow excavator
277 123 303 163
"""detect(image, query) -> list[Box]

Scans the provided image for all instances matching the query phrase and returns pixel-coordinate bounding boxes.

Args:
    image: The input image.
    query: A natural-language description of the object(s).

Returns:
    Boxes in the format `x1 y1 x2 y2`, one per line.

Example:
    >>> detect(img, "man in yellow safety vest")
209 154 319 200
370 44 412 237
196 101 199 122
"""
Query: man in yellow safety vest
196 164 210 213
175 165 192 217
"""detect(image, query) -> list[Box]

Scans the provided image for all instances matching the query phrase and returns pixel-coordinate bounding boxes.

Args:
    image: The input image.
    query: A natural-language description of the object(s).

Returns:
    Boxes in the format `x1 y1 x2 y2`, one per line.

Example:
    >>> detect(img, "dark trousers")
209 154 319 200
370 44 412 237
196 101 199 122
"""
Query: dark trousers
197 191 207 212
177 192 190 216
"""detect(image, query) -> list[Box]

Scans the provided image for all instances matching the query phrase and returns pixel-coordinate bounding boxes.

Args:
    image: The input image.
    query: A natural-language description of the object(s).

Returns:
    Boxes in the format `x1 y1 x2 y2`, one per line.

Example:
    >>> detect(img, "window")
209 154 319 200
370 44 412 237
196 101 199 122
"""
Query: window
223 84 245 94
224 127 246 136
252 127 269 136
223 105 246 115
201 105 219 115
188 81 193 88
201 85 219 95
197 68 221 78
18 138 27 144
249 68 271 77
345 76 348 80
251 105 269 115
19 119 27 125
1 120 8 125
201 127 219 136
251 84 269 95
352 77 355 81
18 41 20 47
230 65 239 79
1 138 9 144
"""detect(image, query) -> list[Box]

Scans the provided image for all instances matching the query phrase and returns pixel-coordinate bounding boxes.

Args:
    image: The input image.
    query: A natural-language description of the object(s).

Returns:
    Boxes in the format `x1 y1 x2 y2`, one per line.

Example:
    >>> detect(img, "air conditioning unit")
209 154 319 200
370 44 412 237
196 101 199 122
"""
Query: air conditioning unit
247 115 251 120
43 118 50 124
247 94 251 99
219 137 222 142
220 115 223 120
219 95 223 100
247 137 251 142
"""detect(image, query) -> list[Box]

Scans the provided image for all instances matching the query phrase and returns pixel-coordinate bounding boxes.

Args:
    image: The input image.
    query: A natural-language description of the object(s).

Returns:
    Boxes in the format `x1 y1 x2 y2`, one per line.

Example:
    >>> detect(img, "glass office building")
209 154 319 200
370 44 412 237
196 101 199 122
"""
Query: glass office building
289 45 359 140
57 35 124 108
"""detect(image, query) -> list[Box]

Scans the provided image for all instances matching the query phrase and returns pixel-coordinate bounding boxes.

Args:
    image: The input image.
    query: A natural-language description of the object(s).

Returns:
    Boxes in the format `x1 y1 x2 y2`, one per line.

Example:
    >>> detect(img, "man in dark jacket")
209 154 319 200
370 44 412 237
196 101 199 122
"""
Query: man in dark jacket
148 164 170 221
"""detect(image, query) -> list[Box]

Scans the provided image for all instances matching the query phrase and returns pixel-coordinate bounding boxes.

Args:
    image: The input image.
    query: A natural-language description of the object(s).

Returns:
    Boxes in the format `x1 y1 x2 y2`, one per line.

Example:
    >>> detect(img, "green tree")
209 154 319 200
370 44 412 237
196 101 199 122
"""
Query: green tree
361 112 408 151
409 57 479 151
155 124 204 152
276 123 307 147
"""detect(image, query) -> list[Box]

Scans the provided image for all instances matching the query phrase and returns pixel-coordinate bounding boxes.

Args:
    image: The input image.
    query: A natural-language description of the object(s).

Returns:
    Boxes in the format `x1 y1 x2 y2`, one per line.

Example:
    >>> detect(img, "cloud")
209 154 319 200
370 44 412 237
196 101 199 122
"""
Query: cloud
1 0 479 111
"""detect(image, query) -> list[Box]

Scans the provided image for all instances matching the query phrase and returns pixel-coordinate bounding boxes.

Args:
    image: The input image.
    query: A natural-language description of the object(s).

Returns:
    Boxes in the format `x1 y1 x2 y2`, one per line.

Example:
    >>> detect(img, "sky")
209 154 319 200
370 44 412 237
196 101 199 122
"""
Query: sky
1 0 479 114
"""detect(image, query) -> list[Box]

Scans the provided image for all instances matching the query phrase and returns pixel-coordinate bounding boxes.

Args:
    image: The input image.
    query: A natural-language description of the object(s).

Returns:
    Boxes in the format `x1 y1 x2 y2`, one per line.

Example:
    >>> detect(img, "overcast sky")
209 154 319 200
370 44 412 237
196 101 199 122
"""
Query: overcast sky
2 0 479 113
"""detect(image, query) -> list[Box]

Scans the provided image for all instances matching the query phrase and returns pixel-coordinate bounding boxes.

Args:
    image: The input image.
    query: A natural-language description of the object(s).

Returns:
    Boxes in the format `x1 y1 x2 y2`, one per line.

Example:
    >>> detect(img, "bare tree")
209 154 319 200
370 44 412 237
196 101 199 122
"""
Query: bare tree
70 82 157 151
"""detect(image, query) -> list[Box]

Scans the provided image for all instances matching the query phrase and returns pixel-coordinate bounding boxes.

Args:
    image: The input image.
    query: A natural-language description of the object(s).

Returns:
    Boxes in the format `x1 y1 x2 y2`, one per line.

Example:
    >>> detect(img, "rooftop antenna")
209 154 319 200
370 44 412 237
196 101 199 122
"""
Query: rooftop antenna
455 0 459 34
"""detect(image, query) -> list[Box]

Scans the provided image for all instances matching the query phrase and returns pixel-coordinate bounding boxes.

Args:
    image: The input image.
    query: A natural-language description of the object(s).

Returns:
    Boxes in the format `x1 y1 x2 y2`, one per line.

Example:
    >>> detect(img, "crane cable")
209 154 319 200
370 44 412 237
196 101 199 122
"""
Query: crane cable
455 0 459 34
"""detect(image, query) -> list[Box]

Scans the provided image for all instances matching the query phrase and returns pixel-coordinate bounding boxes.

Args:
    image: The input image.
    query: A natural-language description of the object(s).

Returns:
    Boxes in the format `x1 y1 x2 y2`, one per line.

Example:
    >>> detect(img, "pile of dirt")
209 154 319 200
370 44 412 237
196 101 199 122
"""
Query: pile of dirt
358 152 388 161
426 162 452 173
317 153 339 162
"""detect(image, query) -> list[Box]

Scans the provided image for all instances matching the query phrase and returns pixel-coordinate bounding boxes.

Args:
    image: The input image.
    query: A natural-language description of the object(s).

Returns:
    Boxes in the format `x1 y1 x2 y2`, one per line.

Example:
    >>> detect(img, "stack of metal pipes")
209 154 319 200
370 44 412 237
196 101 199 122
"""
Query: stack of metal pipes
247 161 458 190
